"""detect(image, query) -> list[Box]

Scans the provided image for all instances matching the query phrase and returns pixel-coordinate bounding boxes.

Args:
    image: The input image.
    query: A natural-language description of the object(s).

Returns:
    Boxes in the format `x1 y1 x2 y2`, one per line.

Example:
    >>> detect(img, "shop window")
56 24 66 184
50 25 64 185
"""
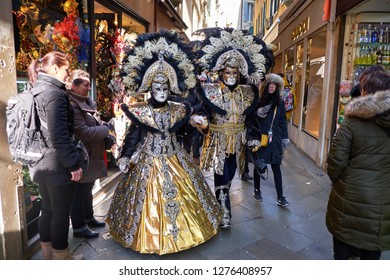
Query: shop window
292 42 304 127
301 28 326 139
122 14 146 34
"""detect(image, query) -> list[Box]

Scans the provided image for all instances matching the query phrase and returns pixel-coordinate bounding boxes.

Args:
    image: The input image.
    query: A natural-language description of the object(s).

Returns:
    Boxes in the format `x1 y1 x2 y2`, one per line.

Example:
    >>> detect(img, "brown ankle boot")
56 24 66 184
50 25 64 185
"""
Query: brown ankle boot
41 241 53 260
52 247 84 260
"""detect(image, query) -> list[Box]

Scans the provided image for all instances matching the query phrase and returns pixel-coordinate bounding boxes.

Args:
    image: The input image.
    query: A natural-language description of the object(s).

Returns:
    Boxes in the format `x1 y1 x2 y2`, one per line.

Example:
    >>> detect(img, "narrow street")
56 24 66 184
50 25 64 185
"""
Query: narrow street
31 144 390 260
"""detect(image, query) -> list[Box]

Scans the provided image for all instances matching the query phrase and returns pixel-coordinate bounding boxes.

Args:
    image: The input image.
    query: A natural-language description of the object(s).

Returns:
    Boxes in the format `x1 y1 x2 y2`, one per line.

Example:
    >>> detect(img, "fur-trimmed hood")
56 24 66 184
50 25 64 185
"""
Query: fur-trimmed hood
259 73 284 96
345 89 390 128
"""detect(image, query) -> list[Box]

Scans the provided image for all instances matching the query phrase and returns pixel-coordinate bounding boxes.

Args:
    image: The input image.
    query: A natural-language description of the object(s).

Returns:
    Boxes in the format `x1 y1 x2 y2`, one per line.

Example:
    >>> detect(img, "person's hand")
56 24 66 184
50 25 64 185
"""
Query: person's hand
282 139 290 150
257 104 271 118
117 156 130 173
247 140 260 152
70 168 83 182
190 114 208 129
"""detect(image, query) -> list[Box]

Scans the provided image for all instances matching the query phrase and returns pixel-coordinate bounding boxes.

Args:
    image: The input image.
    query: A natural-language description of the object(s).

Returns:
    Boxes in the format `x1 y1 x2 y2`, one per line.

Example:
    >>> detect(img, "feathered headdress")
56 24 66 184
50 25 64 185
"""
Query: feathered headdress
121 30 196 97
195 28 274 84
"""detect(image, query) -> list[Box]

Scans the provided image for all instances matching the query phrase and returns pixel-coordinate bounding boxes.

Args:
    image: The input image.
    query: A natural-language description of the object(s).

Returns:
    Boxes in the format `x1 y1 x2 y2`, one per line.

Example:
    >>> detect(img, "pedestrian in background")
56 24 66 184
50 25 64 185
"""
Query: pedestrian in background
326 70 390 260
66 69 112 240
277 73 296 121
247 73 290 206
27 51 84 260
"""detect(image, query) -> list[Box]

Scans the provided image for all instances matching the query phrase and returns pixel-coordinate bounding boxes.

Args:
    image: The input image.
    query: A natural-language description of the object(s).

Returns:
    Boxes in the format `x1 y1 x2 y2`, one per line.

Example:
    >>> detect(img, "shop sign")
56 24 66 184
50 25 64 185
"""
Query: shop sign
291 17 310 40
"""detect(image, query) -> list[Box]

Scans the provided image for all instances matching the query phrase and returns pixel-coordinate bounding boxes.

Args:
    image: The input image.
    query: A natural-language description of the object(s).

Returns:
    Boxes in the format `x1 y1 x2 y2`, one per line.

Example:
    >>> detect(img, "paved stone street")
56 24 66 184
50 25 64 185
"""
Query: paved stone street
31 144 390 260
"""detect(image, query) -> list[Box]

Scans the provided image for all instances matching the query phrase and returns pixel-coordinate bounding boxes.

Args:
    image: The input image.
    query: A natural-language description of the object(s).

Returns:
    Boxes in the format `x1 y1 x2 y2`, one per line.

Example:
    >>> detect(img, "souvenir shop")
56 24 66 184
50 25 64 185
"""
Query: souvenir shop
11 0 148 255
335 0 390 132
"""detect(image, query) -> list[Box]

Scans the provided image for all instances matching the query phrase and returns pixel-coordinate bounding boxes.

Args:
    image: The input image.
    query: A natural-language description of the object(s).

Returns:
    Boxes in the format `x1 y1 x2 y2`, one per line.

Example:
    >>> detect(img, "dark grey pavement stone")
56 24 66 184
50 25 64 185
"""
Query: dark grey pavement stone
31 144 390 260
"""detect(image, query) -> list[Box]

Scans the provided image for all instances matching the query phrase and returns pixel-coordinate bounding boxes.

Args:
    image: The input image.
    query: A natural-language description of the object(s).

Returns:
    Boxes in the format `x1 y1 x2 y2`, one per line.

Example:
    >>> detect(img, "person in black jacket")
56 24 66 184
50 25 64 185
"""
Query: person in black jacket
66 70 111 240
27 51 84 259
247 73 290 206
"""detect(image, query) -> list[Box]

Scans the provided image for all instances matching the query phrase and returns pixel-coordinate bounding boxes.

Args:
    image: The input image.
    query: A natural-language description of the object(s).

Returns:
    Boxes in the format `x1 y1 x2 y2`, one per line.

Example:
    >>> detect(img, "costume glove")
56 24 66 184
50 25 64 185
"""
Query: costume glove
190 114 208 129
282 139 290 150
257 104 272 118
117 156 130 173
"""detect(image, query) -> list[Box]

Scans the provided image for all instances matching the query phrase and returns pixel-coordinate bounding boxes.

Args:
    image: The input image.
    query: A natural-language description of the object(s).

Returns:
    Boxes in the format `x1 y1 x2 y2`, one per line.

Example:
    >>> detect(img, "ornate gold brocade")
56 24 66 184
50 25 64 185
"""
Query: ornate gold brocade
106 102 223 255
200 83 254 175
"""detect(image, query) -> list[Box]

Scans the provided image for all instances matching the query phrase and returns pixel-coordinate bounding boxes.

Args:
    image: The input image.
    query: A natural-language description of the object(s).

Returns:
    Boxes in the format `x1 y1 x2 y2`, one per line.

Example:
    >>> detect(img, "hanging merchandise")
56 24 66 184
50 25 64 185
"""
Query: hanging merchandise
108 28 137 101
13 0 89 72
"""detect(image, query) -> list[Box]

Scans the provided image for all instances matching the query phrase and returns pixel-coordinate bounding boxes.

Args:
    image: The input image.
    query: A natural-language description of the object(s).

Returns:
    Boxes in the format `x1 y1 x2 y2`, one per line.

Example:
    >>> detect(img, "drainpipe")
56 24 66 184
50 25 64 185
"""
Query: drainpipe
319 0 337 168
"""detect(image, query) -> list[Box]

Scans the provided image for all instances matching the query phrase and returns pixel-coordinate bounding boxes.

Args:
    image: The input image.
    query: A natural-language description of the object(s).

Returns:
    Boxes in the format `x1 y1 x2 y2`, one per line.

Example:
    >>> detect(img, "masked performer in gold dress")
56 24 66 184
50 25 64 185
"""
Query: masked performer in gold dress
190 28 274 229
105 31 223 255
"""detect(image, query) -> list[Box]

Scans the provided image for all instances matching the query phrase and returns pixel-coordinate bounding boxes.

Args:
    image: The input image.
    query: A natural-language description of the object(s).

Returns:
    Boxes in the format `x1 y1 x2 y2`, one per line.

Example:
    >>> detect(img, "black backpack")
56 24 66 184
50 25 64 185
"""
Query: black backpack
6 88 48 166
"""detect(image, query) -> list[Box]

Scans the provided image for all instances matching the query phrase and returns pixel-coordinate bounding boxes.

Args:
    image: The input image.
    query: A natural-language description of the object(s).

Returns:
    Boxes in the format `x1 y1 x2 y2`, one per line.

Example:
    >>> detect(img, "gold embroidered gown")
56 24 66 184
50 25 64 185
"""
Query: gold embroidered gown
106 101 223 255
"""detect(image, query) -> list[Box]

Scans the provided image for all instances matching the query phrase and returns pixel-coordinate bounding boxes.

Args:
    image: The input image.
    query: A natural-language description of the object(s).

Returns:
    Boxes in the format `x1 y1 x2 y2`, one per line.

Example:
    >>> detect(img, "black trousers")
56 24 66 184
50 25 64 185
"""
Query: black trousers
71 182 95 230
214 155 237 216
192 131 203 158
38 182 76 250
333 236 381 260
253 164 284 199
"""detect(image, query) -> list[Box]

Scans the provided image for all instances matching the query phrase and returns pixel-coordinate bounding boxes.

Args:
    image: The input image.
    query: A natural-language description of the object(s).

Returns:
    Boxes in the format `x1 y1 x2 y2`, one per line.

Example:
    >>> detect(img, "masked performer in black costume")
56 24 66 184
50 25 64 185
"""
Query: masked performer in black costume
190 28 274 229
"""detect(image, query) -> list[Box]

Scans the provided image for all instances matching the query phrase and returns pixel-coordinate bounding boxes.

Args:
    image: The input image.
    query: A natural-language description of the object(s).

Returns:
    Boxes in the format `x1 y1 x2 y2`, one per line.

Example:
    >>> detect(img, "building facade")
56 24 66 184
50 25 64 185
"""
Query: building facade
253 0 390 169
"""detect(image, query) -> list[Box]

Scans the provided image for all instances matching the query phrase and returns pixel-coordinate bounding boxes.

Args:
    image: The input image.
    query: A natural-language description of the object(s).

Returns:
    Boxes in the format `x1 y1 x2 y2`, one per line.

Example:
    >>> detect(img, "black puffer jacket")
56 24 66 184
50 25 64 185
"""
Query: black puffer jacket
326 89 390 251
247 74 288 165
29 73 81 187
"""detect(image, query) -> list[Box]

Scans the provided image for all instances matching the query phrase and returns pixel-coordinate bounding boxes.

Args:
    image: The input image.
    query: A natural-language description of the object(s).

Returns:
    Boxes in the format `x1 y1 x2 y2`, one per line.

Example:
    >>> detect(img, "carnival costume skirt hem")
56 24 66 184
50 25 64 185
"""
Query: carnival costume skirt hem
106 151 223 255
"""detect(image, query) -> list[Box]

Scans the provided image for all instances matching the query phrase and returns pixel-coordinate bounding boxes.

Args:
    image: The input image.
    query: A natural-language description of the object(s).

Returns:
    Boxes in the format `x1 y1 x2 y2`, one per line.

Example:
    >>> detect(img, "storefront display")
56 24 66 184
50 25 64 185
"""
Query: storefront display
11 0 144 244
337 13 390 125
352 22 390 83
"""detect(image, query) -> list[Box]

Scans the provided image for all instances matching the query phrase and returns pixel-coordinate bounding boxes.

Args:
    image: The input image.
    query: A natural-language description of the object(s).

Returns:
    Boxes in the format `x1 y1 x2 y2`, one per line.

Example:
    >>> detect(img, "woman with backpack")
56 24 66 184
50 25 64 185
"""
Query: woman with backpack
27 51 84 260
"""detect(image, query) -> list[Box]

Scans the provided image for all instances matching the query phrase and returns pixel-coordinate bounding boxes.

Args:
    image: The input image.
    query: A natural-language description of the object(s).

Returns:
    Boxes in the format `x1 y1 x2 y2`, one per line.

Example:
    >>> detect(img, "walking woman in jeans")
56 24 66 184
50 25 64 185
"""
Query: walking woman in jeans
27 51 84 260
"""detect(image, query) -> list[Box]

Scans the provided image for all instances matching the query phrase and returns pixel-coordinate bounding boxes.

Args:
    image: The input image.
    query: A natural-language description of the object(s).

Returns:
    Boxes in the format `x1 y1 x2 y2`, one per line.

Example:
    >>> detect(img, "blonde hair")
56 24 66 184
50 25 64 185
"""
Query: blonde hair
66 69 90 90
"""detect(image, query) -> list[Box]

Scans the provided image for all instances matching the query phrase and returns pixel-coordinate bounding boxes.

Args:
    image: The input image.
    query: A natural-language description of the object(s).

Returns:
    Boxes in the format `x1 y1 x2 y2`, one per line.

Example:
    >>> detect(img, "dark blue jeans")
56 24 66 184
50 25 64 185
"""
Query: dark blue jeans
71 182 94 230
38 182 76 250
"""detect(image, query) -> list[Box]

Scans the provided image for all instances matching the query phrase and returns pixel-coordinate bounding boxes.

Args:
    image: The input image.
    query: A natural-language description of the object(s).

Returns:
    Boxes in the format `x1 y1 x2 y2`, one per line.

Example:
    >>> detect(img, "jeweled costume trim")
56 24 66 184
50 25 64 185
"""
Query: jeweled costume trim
106 101 223 254
200 83 256 175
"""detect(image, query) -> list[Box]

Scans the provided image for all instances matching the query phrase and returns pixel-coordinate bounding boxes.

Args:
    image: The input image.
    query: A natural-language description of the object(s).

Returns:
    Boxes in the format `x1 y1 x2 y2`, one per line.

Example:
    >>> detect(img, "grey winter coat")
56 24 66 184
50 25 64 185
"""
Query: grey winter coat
326 89 390 251
68 92 109 183
29 73 81 187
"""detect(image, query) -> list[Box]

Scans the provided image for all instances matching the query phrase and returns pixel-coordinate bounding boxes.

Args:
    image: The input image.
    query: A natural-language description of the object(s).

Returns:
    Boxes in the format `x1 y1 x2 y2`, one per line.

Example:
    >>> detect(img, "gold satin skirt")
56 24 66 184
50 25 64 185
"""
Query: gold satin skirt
106 151 223 255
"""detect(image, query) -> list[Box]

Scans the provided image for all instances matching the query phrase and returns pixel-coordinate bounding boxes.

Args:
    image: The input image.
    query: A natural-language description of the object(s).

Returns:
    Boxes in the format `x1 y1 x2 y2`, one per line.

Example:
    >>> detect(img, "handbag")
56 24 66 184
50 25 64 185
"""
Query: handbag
260 107 277 147
248 149 268 180
75 140 89 172
260 134 269 147
104 134 115 150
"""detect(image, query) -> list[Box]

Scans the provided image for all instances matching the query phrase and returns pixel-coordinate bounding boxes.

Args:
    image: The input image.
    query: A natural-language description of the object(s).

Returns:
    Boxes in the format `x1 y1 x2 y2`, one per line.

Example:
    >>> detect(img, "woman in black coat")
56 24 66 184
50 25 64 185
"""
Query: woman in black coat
247 73 289 206
28 51 84 260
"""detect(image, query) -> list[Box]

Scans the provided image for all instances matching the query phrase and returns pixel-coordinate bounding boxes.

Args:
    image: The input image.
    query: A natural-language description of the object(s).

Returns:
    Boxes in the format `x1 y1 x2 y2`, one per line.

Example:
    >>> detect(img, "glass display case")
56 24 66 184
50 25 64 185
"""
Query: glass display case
338 18 390 126
351 22 390 84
